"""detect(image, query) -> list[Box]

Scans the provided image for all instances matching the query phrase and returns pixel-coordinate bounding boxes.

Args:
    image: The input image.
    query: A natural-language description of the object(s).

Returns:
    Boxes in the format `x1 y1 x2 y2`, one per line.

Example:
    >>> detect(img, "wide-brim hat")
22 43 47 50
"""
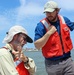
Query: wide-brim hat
3 25 33 43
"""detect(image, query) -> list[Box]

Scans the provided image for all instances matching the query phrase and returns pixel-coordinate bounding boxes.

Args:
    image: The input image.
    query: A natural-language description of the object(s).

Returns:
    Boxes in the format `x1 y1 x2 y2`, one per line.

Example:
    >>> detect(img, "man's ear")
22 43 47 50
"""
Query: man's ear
58 8 60 12
56 8 60 14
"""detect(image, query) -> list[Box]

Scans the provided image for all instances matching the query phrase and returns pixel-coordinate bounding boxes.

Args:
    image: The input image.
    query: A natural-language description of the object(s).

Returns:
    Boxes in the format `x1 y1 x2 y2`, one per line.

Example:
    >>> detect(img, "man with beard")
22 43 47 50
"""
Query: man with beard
0 25 36 75
34 1 74 75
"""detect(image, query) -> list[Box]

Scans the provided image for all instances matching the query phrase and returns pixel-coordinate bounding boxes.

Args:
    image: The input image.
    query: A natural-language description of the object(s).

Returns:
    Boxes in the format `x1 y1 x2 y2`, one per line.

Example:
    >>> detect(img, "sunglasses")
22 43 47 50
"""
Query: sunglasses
18 33 27 41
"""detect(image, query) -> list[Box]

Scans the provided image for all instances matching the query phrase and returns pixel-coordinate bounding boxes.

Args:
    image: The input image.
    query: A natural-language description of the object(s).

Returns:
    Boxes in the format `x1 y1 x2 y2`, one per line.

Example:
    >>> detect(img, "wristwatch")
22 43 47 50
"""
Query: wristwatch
24 57 29 65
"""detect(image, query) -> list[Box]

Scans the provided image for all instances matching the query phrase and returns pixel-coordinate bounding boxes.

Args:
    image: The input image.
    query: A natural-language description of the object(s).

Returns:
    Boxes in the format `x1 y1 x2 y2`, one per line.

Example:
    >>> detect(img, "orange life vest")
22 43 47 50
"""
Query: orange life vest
41 15 73 58
16 61 30 75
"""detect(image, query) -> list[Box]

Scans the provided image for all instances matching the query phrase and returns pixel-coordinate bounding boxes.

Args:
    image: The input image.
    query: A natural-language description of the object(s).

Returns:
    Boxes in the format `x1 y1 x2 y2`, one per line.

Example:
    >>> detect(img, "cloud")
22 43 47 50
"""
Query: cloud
0 15 11 31
20 0 26 6
55 0 74 11
19 0 44 15
15 0 44 23
18 0 74 18
0 0 44 31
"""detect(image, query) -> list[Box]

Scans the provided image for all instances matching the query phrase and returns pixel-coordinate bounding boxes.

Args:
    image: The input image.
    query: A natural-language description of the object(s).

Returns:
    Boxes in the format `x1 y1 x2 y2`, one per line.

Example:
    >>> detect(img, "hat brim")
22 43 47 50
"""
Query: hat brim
26 35 33 43
44 8 55 13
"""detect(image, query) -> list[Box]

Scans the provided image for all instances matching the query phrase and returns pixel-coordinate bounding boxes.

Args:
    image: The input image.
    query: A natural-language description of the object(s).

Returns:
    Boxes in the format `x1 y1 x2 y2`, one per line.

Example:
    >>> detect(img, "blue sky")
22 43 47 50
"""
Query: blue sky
0 0 74 48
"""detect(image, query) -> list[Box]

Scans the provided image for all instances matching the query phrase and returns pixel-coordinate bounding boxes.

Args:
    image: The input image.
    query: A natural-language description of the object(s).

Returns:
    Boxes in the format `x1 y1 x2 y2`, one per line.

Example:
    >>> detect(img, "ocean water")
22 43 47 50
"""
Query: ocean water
24 50 74 75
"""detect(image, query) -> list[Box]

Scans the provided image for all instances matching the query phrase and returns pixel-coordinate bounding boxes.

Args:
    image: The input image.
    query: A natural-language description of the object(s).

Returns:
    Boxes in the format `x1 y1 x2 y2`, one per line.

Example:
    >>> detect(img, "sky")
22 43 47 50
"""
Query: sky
0 0 74 48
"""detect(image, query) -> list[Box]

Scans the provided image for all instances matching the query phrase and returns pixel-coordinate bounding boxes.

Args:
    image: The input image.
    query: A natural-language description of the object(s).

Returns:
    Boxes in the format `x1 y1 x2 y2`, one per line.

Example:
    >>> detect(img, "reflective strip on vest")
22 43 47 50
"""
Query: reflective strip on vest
59 15 65 24
41 19 51 30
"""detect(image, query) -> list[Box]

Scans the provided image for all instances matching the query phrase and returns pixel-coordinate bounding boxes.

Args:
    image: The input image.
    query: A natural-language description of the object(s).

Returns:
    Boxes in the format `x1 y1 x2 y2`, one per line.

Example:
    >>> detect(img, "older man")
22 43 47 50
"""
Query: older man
0 25 35 75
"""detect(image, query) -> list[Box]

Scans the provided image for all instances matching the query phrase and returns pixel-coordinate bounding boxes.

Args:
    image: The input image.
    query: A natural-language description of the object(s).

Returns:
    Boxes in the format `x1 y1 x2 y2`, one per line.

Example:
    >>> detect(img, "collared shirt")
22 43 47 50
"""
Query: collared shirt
34 16 74 60
0 44 19 75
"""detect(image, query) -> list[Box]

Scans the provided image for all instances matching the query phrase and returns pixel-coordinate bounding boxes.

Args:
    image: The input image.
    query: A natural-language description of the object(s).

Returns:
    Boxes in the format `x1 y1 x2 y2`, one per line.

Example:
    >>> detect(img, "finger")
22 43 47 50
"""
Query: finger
12 50 19 55
16 45 22 52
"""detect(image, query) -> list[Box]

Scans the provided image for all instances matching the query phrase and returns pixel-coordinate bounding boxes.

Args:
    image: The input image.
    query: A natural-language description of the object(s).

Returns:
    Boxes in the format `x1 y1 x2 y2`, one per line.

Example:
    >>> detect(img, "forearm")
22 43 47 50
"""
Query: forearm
34 25 57 50
34 31 52 50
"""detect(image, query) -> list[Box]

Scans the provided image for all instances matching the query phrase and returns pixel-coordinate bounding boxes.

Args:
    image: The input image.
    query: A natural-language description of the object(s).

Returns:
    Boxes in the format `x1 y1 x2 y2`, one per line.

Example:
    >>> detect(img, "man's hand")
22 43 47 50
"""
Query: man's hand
19 52 28 62
12 50 28 62
48 25 57 35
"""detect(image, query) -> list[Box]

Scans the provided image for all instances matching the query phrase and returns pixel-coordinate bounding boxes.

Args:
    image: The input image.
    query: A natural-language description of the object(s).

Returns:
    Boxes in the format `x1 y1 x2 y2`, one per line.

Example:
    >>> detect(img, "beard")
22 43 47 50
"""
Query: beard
47 14 58 22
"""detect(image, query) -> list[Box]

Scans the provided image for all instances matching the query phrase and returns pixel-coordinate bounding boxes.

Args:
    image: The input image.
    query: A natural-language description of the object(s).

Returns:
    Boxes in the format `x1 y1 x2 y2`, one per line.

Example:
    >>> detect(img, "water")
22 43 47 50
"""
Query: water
24 50 74 75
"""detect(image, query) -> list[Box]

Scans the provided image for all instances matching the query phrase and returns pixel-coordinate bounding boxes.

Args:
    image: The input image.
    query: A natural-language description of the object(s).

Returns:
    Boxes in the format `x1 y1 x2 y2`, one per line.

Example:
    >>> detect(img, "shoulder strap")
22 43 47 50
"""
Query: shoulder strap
40 18 51 31
58 15 66 24
2 47 16 60
2 47 9 50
